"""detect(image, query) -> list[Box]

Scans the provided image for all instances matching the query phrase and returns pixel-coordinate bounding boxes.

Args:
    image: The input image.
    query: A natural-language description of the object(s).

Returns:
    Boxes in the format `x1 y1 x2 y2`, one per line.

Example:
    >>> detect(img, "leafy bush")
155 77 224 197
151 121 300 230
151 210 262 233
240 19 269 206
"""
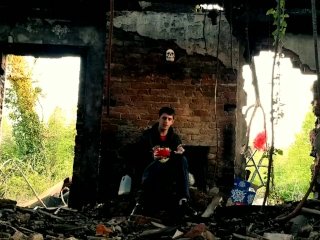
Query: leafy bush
245 110 315 203
0 55 75 204
42 107 75 181
0 113 75 203
272 110 315 202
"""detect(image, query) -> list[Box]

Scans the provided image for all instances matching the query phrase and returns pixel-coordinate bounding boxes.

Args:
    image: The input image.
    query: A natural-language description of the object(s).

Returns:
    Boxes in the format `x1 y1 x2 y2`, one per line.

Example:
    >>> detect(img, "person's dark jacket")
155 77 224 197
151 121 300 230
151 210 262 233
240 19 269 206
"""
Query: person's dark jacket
133 122 182 184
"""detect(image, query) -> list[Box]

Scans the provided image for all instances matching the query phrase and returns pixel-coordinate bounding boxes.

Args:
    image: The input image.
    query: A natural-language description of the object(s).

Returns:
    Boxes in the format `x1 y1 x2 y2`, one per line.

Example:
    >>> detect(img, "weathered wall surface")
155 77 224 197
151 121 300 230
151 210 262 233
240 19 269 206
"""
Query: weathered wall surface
0 3 317 209
113 11 239 68
284 33 320 71
99 11 244 199
0 18 106 208
0 9 316 207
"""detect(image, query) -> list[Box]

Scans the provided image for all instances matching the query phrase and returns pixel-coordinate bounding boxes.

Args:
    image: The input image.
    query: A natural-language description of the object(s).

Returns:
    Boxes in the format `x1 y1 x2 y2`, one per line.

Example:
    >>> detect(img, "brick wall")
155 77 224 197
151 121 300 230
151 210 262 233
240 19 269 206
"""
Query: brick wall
99 29 237 199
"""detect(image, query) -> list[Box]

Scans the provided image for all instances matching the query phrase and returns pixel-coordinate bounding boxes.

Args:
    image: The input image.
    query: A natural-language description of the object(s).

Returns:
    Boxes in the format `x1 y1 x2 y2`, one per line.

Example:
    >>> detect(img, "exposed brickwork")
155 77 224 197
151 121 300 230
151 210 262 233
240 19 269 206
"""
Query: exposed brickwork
100 29 237 199
0 4 316 208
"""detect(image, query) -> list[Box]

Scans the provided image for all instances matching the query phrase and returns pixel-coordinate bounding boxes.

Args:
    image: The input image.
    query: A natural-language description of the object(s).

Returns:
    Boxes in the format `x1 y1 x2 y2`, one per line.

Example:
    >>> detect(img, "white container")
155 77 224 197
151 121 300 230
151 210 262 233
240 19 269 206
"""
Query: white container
118 175 132 195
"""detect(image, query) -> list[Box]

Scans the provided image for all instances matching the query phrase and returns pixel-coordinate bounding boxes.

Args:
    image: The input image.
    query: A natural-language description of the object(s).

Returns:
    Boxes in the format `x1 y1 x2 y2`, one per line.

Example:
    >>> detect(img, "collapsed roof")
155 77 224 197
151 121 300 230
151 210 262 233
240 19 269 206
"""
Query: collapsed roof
0 0 317 50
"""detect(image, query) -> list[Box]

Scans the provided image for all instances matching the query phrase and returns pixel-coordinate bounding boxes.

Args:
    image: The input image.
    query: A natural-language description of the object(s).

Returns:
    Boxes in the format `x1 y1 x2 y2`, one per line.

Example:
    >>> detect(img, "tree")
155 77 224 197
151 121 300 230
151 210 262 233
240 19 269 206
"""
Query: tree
0 56 76 202
4 55 44 171
44 107 75 180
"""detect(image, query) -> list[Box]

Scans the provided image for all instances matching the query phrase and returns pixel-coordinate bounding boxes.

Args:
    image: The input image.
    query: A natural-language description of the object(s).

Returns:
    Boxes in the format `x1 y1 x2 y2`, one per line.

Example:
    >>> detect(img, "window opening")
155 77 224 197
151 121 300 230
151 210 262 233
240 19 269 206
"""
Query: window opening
242 50 316 204
0 55 80 206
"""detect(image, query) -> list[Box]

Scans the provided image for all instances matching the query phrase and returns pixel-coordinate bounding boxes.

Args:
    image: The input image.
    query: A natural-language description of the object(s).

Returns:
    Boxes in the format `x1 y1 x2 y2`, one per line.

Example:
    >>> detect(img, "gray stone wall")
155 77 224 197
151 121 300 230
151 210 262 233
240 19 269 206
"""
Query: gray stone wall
0 18 106 208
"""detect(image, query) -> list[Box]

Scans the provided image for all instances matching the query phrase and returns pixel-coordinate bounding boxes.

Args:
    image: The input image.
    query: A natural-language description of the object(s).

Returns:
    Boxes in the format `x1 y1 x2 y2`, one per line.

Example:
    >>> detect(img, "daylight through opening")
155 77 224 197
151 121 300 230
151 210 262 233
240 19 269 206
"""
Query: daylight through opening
242 50 317 204
0 55 80 206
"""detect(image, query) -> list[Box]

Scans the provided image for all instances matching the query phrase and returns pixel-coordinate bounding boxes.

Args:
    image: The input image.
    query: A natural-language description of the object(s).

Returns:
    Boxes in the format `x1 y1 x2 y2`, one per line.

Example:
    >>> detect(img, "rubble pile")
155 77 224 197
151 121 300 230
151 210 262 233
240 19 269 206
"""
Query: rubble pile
2 198 320 239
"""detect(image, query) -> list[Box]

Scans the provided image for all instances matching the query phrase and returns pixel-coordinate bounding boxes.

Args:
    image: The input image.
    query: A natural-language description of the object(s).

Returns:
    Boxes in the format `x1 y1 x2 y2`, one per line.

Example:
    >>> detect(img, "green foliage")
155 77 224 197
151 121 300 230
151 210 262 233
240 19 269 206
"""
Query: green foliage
266 0 289 45
0 109 75 203
246 110 315 203
272 110 315 202
246 147 282 190
0 56 75 204
5 55 44 170
43 107 76 181
0 118 18 160
0 159 58 202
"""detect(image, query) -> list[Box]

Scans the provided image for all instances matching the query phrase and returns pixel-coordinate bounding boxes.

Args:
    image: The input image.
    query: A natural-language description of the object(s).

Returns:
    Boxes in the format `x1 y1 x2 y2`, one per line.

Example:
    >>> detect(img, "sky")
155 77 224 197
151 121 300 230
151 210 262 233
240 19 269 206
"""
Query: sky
30 56 81 123
0 55 80 145
242 51 316 149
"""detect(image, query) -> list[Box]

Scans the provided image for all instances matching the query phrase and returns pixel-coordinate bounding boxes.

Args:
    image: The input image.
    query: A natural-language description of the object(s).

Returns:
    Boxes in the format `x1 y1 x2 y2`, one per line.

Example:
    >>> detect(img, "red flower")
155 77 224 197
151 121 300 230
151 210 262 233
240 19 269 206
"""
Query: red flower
253 131 267 151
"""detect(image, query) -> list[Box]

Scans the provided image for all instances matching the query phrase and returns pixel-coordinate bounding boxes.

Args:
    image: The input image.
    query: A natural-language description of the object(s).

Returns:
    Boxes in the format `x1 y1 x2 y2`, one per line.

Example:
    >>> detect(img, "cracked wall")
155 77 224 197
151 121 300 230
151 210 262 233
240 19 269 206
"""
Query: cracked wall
113 11 239 68
0 18 106 208
99 10 245 199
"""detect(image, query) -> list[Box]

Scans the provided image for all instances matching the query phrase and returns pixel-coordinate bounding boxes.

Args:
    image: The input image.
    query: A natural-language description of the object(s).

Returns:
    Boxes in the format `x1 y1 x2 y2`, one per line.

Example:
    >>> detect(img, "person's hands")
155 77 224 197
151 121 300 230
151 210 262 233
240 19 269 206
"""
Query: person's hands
152 145 161 159
153 146 171 163
153 146 170 157
174 144 185 154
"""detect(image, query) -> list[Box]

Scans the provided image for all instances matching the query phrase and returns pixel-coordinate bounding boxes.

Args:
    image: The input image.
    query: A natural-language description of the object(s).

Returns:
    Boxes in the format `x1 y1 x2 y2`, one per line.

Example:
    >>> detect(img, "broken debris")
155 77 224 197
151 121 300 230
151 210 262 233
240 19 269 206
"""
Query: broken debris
2 198 320 239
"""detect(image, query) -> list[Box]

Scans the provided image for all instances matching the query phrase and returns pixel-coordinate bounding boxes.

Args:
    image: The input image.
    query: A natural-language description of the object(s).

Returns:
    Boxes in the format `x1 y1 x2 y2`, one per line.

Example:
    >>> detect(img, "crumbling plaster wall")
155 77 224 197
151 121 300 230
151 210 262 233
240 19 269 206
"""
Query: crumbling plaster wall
113 11 239 69
284 33 320 71
0 18 106 208
99 10 248 200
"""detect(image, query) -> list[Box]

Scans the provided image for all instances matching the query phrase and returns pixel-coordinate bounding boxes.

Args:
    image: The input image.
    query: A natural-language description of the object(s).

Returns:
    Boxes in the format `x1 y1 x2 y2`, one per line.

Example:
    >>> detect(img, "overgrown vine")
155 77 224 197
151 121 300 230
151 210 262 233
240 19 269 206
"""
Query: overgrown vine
266 0 289 48
262 0 289 207
4 55 45 172
0 56 76 202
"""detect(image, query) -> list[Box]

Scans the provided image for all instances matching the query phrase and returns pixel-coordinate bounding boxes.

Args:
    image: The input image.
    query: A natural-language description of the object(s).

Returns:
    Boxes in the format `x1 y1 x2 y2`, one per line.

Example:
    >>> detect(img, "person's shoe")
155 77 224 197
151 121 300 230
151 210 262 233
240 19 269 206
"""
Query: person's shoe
179 199 198 217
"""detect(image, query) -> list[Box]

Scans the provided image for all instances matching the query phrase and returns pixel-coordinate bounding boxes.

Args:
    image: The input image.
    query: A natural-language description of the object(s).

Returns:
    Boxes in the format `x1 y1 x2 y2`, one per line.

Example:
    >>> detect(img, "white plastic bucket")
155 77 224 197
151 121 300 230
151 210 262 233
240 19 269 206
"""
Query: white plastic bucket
118 175 132 195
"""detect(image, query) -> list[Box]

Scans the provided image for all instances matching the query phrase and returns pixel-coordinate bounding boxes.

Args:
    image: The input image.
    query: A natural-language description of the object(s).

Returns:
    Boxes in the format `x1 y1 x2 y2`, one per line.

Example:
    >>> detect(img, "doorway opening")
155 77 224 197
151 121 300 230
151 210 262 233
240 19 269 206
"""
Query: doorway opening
0 54 80 206
242 50 317 204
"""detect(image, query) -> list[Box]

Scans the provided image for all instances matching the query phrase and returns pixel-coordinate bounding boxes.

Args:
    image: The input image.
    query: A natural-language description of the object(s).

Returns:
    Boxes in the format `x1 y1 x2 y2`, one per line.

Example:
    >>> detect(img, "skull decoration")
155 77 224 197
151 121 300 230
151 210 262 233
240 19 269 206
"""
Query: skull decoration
166 49 175 62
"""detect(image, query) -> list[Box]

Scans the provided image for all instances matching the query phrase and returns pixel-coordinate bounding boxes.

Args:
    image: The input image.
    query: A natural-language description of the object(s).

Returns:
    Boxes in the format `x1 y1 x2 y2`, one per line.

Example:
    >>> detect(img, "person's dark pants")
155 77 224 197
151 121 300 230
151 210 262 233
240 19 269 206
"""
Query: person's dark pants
140 154 190 214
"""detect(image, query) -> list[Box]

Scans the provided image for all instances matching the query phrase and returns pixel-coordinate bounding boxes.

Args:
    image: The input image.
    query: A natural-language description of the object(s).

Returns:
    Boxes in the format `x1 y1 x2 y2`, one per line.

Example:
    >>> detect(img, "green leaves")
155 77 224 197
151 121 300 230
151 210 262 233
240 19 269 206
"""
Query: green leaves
266 0 289 45
272 110 315 202
5 55 44 167
0 56 75 203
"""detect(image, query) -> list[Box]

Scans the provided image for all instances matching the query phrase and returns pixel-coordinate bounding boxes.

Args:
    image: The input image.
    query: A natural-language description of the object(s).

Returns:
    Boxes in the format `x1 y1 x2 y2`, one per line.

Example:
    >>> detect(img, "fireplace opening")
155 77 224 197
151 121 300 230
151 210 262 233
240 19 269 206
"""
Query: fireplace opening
184 145 210 192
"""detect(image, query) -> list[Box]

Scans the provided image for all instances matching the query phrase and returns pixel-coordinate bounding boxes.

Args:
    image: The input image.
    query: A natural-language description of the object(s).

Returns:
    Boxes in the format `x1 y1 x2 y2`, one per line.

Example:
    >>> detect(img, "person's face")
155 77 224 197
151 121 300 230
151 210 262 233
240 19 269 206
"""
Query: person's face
158 113 174 131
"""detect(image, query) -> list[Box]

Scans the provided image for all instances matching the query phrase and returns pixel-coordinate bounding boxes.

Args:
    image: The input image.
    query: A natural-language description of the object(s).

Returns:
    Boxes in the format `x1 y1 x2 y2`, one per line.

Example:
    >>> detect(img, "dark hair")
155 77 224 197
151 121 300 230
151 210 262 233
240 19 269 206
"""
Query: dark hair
159 106 175 117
